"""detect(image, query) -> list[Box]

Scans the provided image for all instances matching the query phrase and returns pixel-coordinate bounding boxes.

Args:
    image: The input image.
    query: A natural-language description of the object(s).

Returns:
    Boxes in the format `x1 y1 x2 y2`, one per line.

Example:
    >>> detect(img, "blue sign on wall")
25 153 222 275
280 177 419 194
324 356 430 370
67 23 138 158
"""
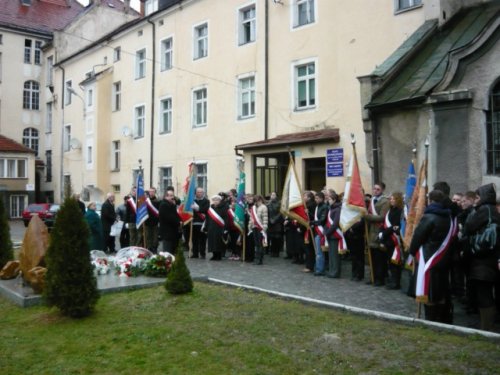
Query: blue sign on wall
327 163 344 177
326 148 344 177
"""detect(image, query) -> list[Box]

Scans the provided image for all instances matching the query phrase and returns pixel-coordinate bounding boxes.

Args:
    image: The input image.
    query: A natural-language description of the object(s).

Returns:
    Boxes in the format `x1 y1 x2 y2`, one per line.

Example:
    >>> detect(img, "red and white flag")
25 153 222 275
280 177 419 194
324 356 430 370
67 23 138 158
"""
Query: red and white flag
280 159 309 228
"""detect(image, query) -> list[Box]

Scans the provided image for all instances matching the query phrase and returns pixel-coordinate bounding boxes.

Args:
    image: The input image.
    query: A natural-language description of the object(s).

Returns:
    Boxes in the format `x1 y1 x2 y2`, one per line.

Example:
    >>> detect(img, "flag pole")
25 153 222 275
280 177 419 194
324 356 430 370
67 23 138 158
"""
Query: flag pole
188 220 193 258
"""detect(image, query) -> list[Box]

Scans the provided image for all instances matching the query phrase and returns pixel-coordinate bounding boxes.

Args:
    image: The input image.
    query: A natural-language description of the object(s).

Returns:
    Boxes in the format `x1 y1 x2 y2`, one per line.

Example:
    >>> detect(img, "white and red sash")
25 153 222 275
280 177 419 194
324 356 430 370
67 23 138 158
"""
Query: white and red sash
207 207 225 228
369 197 379 215
146 197 159 217
126 197 136 214
325 208 347 254
384 211 402 265
314 206 328 251
250 205 267 246
227 209 238 231
415 217 457 303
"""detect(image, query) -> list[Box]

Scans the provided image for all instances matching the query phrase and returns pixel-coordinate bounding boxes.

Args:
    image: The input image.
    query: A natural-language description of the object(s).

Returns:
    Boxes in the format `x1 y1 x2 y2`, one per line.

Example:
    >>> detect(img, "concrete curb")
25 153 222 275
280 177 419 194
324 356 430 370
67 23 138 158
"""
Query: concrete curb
206 277 500 340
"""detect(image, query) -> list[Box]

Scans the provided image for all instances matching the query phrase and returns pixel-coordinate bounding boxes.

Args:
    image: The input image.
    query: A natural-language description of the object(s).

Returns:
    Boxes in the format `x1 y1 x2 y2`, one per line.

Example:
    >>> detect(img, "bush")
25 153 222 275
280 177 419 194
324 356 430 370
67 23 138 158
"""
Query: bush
0 198 13 269
43 196 99 318
165 244 193 295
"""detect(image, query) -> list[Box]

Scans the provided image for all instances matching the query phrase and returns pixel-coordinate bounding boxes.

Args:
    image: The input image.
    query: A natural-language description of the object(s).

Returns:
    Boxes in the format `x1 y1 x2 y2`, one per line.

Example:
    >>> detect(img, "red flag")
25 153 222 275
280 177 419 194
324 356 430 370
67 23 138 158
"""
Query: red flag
403 159 427 249
280 159 309 228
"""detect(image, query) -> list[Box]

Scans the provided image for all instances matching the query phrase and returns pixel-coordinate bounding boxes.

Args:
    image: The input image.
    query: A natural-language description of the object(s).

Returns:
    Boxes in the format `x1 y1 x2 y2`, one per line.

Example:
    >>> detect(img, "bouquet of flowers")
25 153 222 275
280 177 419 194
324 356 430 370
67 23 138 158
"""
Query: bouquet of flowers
143 252 176 277
90 250 111 275
114 247 153 277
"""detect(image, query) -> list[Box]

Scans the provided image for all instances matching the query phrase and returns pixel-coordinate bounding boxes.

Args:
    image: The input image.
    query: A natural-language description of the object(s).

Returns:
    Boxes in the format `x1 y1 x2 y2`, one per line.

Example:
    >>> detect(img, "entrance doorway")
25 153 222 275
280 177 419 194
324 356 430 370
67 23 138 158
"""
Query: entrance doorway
304 157 325 192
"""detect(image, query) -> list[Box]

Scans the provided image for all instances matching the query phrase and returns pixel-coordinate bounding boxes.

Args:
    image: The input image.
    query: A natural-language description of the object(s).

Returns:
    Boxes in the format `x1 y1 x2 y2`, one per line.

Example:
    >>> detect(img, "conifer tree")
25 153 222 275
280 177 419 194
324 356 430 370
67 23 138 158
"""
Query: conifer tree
0 198 13 269
165 243 193 295
43 195 99 317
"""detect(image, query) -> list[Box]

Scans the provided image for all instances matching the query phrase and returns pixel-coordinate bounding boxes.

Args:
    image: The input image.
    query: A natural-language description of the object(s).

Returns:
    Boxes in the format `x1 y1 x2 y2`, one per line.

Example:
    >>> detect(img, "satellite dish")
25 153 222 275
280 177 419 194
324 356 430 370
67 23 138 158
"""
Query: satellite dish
69 138 81 150
122 126 132 137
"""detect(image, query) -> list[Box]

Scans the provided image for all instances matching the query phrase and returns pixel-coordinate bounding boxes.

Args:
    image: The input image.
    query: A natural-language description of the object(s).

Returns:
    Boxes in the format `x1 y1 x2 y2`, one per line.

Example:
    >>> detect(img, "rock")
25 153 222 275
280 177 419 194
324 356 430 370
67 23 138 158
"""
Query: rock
0 260 20 279
19 215 49 286
27 266 47 294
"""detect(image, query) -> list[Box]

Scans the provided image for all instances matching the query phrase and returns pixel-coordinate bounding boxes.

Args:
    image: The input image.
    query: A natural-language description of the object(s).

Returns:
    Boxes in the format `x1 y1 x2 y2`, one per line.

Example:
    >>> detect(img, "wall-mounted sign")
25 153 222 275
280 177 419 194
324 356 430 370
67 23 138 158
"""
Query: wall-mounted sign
326 148 344 177
26 184 35 191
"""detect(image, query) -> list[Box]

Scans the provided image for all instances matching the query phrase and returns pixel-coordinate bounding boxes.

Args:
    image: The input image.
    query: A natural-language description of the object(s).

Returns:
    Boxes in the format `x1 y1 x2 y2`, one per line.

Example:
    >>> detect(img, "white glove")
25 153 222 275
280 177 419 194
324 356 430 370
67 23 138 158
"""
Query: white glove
191 202 199 210
378 232 383 240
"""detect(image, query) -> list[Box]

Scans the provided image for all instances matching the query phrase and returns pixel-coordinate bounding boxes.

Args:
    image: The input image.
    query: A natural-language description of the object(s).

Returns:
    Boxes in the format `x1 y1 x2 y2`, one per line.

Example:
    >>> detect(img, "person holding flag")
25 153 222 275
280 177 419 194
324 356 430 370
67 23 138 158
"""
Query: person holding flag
190 187 209 259
249 195 268 265
234 171 246 260
311 191 329 276
125 186 139 246
135 171 149 247
159 189 181 253
324 191 345 278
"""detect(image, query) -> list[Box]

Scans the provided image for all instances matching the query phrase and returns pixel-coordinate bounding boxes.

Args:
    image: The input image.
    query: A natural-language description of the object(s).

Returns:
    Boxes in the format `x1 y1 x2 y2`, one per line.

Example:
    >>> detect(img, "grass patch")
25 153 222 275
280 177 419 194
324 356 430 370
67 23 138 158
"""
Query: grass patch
0 282 498 374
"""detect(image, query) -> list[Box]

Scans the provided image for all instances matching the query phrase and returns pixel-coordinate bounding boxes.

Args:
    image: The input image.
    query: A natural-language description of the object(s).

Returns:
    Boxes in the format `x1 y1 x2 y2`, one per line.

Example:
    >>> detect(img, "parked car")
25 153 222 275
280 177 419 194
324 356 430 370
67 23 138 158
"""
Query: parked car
43 204 61 231
21 203 51 227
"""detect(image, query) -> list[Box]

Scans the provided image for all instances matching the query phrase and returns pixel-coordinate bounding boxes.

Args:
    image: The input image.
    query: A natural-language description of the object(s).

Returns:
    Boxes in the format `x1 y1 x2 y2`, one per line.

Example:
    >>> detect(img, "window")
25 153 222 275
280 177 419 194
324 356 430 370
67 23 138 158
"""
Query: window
23 80 40 110
63 125 71 152
238 75 255 119
160 97 172 134
34 41 42 65
486 80 500 174
112 140 120 171
294 0 315 28
136 49 146 79
87 145 93 165
46 103 52 133
239 5 256 45
0 159 27 178
295 61 316 110
396 0 422 11
112 81 121 111
193 23 208 60
87 88 94 108
24 39 32 63
45 150 52 182
192 88 207 128
0 34 3 44
160 37 173 71
65 80 72 105
112 184 121 194
46 56 54 86
195 163 207 192
145 0 158 15
134 105 145 138
159 167 172 195
114 46 121 62
10 195 27 218
23 128 39 156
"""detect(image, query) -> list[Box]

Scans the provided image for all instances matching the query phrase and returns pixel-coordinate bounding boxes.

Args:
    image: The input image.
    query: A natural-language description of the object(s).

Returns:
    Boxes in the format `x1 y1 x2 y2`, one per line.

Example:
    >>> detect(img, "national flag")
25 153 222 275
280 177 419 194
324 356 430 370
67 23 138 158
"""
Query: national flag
280 159 309 228
400 160 416 237
339 146 367 232
403 159 427 249
234 171 246 235
135 171 149 229
177 163 196 225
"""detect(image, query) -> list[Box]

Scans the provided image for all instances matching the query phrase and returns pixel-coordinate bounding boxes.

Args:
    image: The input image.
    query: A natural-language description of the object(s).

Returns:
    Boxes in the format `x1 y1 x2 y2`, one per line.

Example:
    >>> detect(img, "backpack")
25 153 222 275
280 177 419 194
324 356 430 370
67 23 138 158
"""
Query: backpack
470 206 497 257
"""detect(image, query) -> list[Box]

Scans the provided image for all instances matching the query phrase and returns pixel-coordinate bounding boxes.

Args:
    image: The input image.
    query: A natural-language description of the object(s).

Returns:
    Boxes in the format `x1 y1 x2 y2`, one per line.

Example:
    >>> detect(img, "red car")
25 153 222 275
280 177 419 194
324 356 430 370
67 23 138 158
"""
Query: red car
22 203 51 227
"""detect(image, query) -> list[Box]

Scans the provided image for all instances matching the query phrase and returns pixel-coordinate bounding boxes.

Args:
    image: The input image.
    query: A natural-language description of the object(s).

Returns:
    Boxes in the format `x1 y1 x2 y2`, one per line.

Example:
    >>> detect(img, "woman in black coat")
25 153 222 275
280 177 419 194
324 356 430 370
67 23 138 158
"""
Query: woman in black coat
159 190 181 253
464 183 500 331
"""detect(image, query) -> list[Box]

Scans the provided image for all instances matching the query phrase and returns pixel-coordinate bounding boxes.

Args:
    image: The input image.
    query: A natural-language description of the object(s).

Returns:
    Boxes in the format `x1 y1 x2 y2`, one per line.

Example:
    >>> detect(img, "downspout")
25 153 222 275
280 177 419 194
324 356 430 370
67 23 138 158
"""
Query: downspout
372 117 380 184
264 0 269 140
147 17 156 187
59 65 66 201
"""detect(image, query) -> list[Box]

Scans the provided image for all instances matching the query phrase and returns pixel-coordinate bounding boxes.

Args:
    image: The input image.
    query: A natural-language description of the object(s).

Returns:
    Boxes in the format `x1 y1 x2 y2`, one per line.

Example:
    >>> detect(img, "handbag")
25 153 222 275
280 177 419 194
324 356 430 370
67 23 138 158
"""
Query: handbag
470 206 497 256
110 220 124 237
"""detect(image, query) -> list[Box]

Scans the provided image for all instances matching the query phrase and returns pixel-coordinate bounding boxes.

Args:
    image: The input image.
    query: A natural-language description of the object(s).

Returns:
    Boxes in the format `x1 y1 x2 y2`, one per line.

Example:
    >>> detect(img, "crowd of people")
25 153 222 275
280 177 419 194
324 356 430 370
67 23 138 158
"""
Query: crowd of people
76 180 500 331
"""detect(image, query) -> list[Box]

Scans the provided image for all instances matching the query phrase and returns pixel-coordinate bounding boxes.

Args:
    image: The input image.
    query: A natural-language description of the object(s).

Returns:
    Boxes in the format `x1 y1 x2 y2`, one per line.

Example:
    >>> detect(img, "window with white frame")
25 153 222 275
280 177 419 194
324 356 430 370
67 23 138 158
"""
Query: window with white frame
112 140 120 171
160 97 172 134
86 117 94 135
46 103 52 133
145 0 158 15
192 88 207 128
294 61 316 110
46 55 53 86
86 88 94 109
193 23 208 60
34 41 42 65
134 105 145 138
194 162 207 192
293 0 315 28
161 37 173 71
23 80 40 110
114 46 121 62
159 166 172 195
63 125 71 152
238 75 255 119
239 5 256 45
396 0 422 11
65 80 72 105
87 144 93 165
10 195 27 218
112 81 121 111
45 150 52 182
135 48 146 79
0 158 27 178
23 127 39 156
24 39 32 63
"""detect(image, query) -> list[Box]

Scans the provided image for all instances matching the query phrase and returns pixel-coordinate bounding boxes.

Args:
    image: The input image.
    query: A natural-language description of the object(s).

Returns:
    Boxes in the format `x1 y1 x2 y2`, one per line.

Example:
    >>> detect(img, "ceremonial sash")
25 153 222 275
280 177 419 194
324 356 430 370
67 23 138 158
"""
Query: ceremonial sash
227 209 238 231
207 207 225 228
250 205 268 246
369 197 378 215
126 197 136 214
384 211 402 265
314 206 328 251
415 217 456 303
146 197 159 217
325 208 347 254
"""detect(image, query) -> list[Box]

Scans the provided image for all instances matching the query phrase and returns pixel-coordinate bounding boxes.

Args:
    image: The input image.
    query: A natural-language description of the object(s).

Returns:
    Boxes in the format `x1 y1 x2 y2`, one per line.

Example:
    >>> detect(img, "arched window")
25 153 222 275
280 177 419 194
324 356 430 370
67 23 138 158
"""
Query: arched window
23 127 39 156
23 80 40 110
487 80 500 174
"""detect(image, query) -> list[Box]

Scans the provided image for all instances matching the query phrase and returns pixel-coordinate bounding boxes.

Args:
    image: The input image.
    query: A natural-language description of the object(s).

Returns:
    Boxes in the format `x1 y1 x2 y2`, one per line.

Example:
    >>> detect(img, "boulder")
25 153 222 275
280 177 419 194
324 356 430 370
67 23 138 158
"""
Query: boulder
0 260 20 279
27 266 47 294
19 215 49 286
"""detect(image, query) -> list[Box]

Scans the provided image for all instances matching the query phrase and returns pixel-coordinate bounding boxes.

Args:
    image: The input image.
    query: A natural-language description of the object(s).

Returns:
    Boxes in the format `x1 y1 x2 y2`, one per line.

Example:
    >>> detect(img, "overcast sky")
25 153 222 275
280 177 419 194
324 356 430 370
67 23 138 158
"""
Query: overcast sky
77 0 141 11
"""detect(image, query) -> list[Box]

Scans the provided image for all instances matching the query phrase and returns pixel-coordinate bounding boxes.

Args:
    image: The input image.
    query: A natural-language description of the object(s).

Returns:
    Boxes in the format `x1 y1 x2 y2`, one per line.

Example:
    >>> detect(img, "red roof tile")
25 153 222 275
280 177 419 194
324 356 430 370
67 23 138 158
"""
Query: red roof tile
0 135 36 154
236 129 340 150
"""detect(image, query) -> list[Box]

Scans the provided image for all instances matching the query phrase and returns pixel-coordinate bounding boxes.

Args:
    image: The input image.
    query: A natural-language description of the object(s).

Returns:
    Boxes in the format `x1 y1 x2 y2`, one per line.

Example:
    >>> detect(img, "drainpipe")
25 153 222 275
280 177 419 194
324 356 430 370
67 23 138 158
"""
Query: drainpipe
59 65 66 202
147 17 156 187
372 117 380 184
264 0 269 140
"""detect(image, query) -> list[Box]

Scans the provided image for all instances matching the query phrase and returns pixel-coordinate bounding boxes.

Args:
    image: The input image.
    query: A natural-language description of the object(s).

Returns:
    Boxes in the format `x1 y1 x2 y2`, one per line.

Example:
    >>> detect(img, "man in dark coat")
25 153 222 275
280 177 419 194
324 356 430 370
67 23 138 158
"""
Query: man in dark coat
159 189 181 254
125 186 140 246
190 187 210 258
206 195 228 261
145 187 160 253
101 192 117 254
267 192 284 258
